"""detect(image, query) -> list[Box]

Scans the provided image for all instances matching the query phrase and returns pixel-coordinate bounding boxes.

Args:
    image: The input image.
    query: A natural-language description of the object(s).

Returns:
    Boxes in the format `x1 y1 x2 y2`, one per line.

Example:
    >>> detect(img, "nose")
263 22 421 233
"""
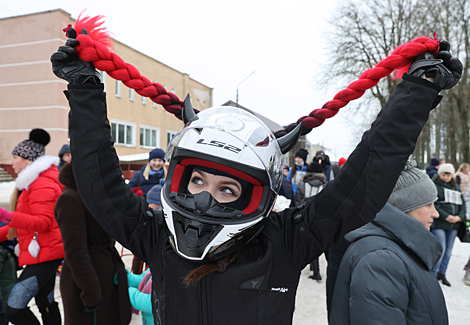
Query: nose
431 205 439 218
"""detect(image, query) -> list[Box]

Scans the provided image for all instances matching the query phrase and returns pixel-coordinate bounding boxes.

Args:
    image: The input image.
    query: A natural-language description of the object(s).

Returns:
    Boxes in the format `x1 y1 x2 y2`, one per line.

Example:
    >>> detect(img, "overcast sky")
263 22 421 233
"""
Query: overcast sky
0 0 363 161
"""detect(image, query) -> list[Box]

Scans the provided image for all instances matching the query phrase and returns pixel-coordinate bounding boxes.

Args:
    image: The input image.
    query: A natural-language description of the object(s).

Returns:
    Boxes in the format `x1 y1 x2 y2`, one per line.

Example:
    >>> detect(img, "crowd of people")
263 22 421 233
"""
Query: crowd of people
0 26 467 325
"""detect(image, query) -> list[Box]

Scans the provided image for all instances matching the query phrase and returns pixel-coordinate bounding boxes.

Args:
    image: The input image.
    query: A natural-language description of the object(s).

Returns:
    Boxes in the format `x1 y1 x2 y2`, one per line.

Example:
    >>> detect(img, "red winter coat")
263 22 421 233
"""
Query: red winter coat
3 155 64 266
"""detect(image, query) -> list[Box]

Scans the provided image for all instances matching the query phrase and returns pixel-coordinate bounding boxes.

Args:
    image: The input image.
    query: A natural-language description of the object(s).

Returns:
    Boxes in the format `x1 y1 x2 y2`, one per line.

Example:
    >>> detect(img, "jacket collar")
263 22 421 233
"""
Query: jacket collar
345 203 442 270
15 155 60 191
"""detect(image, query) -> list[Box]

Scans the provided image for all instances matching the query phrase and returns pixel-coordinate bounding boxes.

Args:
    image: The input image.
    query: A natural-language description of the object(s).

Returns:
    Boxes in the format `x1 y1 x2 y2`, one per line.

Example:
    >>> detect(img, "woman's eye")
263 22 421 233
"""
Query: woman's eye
221 187 236 196
191 177 204 185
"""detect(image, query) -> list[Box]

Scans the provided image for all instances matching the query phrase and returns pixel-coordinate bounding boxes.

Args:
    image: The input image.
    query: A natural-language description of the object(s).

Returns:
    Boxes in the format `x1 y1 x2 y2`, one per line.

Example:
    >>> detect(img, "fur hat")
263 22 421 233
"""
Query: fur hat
307 161 323 173
12 129 50 161
388 160 437 212
295 148 308 162
147 184 163 205
149 148 165 162
437 163 455 175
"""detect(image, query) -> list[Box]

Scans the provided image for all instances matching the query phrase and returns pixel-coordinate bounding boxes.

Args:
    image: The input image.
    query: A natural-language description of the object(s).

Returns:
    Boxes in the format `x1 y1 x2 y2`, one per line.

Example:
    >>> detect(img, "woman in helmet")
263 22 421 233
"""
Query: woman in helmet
51 36 461 324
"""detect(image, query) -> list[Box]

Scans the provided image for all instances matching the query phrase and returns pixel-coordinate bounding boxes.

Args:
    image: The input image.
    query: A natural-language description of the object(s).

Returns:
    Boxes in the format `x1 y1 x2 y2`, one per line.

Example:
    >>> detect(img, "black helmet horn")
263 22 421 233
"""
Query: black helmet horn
182 94 199 124
277 122 303 154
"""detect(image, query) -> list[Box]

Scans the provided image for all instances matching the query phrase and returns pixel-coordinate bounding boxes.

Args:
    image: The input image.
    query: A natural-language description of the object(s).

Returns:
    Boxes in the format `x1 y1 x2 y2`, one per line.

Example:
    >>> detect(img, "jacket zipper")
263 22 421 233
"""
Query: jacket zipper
200 277 209 325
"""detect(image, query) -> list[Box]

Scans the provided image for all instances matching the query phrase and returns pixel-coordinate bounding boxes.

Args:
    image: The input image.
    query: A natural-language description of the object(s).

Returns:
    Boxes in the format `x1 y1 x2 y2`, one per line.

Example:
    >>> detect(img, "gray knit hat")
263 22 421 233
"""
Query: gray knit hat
12 129 50 161
388 160 437 212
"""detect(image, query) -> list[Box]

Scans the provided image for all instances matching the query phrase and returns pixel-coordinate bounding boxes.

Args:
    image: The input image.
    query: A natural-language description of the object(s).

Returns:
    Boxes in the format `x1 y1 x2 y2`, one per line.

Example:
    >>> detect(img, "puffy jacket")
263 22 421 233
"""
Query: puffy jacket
330 203 447 325
128 269 153 325
66 73 439 324
0 155 64 266
294 172 327 206
432 177 466 231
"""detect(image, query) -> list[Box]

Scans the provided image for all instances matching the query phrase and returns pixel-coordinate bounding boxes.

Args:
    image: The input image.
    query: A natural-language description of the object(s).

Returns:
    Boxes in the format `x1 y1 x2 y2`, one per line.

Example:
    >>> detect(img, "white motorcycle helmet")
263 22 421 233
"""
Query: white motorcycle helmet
161 96 302 261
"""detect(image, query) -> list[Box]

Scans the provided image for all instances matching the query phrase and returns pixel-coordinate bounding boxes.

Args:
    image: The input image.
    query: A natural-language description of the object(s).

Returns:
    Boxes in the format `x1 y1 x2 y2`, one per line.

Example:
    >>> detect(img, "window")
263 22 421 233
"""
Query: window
110 120 135 146
115 80 121 98
140 125 160 148
196 99 199 110
129 89 135 102
167 130 178 145
152 101 157 108
100 71 107 92
171 87 175 94
141 96 147 105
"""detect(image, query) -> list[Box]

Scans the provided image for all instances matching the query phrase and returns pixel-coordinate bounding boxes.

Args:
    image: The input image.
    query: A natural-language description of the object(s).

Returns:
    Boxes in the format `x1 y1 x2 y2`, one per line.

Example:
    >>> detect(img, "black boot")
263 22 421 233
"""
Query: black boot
5 307 41 325
39 302 61 325
437 272 451 287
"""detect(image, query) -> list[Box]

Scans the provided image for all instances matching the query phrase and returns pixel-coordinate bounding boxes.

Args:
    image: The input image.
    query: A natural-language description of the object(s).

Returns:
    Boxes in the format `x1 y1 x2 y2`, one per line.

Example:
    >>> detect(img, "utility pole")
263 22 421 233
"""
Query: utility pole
236 71 255 107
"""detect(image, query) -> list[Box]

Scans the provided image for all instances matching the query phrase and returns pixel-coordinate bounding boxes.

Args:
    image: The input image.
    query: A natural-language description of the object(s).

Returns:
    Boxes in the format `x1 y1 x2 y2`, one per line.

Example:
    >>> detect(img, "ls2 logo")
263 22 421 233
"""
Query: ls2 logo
197 139 242 154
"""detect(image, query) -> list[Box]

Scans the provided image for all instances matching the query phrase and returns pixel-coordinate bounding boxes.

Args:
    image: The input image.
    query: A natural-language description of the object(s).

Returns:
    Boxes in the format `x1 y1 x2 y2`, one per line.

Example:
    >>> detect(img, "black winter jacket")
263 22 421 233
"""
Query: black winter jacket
66 74 440 324
330 203 447 325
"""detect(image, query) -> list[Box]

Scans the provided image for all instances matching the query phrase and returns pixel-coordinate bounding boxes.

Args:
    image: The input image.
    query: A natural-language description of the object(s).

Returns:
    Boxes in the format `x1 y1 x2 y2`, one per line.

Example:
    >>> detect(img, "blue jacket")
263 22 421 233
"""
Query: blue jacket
128 269 153 325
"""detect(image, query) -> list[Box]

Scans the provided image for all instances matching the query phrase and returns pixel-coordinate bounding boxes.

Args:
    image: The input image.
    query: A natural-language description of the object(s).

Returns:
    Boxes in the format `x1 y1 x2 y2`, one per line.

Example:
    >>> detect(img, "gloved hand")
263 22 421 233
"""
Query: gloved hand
409 40 463 90
50 28 101 85
0 207 13 224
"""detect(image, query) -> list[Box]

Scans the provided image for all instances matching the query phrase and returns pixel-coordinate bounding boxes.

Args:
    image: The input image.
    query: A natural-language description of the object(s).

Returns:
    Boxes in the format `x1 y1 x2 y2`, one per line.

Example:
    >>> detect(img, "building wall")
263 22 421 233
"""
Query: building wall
0 9 212 165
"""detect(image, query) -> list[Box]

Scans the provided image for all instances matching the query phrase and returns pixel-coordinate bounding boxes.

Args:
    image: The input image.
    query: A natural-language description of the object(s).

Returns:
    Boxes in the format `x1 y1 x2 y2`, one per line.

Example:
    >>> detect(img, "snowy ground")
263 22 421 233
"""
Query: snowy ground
1 180 469 324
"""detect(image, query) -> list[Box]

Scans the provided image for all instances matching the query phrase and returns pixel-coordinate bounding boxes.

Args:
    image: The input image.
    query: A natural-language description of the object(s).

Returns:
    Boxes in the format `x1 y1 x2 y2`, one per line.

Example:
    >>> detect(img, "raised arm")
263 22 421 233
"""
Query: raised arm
282 43 463 268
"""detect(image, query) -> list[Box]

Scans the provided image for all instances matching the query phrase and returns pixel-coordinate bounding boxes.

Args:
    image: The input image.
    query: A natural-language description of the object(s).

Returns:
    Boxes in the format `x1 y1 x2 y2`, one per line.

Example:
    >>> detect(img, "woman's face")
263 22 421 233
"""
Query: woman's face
294 157 304 165
10 155 30 174
439 172 453 183
406 202 439 230
149 158 164 171
463 166 470 174
188 169 242 203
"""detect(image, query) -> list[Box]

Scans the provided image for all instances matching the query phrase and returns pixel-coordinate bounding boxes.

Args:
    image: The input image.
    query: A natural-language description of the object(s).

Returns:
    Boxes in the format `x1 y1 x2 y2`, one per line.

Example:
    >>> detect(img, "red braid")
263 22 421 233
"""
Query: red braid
69 13 440 132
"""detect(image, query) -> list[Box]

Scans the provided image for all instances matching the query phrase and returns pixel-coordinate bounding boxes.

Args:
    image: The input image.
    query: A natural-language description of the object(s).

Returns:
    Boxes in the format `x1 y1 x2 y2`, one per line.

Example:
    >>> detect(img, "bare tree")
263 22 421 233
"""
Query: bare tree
323 0 470 167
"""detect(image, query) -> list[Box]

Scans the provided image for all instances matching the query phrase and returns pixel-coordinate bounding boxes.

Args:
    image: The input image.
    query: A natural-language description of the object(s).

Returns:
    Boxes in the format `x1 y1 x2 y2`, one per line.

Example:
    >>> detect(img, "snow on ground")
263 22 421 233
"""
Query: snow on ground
1 180 469 324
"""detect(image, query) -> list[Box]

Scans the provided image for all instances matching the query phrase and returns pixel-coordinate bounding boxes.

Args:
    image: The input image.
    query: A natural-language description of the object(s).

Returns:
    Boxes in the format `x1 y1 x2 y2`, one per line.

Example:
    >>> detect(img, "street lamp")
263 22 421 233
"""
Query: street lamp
236 71 255 107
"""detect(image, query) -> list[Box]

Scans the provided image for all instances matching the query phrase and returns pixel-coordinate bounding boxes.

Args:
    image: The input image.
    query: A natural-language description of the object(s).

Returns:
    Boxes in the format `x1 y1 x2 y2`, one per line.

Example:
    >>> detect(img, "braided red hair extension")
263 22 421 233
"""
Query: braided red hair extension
69 13 439 135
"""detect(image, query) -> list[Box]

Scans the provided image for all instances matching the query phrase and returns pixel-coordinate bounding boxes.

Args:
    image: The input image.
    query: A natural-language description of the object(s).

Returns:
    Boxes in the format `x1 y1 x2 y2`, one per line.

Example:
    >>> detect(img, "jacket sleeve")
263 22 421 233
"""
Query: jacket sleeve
127 269 147 288
128 171 140 189
9 181 58 232
282 75 441 269
128 286 152 313
293 181 304 207
66 84 155 260
55 192 102 307
348 250 409 324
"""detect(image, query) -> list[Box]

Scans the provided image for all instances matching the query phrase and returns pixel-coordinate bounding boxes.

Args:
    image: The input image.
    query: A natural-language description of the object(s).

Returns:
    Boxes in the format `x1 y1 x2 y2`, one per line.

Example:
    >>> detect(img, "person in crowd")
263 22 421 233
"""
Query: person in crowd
123 184 163 325
55 162 131 324
426 157 440 178
287 148 309 195
278 165 294 204
57 144 71 171
432 163 466 286
331 157 346 178
128 148 166 195
51 30 461 324
294 161 327 281
0 129 64 325
126 268 153 325
314 151 334 182
330 161 447 324
455 163 470 196
0 222 17 325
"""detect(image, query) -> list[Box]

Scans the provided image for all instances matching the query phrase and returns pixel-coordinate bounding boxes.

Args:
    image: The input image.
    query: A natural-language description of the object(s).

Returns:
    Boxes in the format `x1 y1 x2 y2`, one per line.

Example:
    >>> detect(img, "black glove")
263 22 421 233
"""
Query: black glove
50 28 101 85
408 40 463 90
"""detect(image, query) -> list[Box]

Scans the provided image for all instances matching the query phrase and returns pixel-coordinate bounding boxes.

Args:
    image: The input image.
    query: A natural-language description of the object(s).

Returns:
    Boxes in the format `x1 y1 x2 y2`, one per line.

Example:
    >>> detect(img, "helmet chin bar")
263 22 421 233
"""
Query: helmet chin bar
170 191 245 222
169 211 266 261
